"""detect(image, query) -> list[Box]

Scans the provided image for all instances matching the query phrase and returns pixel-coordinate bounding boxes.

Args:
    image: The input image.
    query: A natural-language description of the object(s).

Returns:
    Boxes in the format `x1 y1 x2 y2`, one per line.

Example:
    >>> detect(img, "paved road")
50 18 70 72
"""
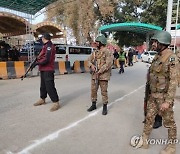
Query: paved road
0 62 180 154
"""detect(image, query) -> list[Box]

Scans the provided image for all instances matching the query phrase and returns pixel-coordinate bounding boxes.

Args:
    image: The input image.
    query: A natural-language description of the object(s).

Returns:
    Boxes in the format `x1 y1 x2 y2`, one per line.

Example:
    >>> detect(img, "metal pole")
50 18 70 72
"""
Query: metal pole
173 0 179 53
166 0 173 33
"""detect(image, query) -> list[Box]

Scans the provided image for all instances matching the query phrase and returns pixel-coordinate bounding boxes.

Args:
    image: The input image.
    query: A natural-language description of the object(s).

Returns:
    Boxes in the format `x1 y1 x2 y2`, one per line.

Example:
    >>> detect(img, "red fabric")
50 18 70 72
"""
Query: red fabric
38 41 56 71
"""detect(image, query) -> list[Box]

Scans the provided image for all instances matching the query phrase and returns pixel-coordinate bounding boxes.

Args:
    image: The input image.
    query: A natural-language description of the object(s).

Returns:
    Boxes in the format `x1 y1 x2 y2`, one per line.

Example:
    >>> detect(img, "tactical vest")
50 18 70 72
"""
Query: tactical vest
118 52 125 61
149 50 173 93
94 49 107 69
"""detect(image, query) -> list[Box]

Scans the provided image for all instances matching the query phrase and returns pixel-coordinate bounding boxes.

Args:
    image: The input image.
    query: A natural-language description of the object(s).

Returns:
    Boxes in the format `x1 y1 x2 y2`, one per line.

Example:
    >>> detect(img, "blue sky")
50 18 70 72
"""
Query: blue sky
33 14 45 24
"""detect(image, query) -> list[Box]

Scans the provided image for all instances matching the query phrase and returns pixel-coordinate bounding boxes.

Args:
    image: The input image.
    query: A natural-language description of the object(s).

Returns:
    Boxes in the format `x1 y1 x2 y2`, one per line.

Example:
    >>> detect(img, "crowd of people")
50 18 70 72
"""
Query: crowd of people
0 41 20 61
112 47 139 74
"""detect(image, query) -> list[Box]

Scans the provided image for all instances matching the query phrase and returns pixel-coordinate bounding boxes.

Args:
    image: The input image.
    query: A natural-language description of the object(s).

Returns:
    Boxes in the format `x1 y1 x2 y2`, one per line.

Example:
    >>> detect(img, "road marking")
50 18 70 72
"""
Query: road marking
9 85 144 154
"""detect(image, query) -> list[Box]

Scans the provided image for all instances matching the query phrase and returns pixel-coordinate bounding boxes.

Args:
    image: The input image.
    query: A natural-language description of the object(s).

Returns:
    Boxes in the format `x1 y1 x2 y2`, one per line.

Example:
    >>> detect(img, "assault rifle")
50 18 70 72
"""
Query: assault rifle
94 58 99 90
144 81 150 116
21 57 37 80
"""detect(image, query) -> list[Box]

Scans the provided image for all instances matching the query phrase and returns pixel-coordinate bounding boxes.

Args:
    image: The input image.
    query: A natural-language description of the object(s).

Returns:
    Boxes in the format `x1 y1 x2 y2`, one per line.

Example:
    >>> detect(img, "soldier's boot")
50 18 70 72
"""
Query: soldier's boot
87 102 96 112
102 104 107 115
34 99 46 106
140 133 149 149
160 144 176 154
50 102 60 112
153 114 162 129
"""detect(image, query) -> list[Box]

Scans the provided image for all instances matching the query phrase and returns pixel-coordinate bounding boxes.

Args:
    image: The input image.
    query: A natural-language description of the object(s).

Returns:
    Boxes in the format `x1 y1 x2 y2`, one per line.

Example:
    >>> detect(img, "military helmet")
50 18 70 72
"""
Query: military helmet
151 31 171 45
95 35 107 45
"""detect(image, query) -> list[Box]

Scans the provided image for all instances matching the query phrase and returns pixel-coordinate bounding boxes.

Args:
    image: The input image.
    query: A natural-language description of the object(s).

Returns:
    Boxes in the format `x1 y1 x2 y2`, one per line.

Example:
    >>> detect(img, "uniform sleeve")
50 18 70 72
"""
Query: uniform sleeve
165 55 178 105
88 52 94 68
37 43 52 65
98 49 113 74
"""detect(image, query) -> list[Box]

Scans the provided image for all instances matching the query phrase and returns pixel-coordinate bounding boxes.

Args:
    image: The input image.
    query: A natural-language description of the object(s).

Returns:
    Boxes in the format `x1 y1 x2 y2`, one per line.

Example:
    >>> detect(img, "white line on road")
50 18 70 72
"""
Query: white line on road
9 85 144 154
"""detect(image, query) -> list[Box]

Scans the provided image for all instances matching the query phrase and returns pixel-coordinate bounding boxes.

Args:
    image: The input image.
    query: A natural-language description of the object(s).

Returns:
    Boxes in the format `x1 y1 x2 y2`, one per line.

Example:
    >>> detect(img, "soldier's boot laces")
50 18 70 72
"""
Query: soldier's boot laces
50 102 60 112
34 99 46 106
160 144 176 154
140 133 149 149
87 102 96 112
102 104 107 115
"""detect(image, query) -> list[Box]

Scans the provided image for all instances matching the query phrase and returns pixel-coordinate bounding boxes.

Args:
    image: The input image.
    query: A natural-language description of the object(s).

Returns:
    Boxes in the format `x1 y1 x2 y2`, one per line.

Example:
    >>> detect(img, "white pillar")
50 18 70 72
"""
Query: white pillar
166 0 173 33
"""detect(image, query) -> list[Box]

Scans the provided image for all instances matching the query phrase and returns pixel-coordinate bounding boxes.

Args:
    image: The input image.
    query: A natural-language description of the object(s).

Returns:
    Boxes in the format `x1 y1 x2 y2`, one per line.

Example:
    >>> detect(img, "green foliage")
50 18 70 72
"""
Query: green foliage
45 0 171 47
110 0 169 47
112 1 144 46
140 0 168 28
114 31 145 47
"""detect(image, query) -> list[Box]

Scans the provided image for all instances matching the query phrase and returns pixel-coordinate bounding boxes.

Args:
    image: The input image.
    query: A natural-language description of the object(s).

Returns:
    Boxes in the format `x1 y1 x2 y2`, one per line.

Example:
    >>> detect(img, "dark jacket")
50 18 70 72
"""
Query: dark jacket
37 41 56 71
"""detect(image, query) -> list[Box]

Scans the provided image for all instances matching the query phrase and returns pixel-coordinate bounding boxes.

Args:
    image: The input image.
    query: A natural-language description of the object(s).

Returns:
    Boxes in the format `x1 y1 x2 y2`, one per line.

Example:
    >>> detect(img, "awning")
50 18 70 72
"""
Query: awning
99 22 163 35
177 24 180 30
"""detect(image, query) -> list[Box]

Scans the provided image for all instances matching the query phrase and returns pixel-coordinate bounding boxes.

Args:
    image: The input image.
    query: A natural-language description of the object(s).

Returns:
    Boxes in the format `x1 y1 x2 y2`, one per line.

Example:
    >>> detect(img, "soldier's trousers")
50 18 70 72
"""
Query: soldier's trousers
91 79 108 104
143 96 177 140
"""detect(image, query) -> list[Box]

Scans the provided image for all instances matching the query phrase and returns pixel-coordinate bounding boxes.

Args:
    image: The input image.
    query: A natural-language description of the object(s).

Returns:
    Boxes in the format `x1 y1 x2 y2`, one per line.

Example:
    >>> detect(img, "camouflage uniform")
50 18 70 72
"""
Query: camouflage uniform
89 47 113 104
175 49 180 86
143 48 177 142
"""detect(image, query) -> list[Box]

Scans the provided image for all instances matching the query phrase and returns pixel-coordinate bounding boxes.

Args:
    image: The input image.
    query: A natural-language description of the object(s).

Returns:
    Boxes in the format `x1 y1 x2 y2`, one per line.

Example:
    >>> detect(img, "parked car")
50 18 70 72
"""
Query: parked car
141 51 157 63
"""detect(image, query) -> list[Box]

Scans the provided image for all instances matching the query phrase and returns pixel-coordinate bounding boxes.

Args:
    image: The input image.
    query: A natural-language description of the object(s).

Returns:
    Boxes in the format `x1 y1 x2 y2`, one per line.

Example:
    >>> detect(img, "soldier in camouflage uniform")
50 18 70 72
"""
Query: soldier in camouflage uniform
140 31 178 154
87 35 113 115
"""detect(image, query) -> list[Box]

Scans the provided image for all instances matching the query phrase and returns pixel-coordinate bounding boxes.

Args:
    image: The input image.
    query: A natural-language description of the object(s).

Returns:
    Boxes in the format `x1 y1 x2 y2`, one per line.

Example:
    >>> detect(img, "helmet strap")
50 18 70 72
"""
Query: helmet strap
157 43 168 54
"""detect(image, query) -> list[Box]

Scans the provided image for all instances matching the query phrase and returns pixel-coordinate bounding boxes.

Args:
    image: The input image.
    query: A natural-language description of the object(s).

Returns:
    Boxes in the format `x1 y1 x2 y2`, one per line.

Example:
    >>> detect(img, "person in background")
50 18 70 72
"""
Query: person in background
0 45 8 61
118 48 126 74
11 46 20 61
128 48 134 66
113 48 119 68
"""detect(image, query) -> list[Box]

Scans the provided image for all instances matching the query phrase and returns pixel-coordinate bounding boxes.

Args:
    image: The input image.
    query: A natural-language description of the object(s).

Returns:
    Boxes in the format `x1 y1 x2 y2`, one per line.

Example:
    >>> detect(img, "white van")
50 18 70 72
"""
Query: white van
55 44 93 66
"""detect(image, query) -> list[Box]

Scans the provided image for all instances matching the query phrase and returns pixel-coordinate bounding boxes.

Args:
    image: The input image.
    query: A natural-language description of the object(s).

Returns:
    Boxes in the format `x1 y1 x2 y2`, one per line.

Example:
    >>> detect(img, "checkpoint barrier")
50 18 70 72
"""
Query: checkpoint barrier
73 60 90 73
0 61 29 79
0 60 91 79
54 61 72 75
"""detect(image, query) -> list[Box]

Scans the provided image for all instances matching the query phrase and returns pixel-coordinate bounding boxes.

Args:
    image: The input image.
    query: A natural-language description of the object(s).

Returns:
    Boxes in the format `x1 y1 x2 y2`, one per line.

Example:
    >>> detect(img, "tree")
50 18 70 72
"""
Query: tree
45 0 119 44
111 0 145 47
140 0 168 28
45 0 171 47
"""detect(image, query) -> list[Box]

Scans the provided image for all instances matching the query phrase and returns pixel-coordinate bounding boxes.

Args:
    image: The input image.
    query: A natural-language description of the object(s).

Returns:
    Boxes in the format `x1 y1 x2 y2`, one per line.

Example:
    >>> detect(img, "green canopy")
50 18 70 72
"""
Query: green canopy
99 22 163 35
0 0 58 15
177 24 180 29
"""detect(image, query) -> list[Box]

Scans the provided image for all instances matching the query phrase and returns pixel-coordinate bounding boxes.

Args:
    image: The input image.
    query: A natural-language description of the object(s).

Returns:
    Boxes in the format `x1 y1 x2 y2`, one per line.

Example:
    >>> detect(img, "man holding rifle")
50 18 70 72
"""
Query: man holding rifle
87 34 113 115
31 33 60 112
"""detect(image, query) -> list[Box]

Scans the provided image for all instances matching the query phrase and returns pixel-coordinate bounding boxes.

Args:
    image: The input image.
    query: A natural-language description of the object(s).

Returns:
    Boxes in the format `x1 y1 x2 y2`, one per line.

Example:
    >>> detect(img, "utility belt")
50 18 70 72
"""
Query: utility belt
150 87 166 93
151 92 165 99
